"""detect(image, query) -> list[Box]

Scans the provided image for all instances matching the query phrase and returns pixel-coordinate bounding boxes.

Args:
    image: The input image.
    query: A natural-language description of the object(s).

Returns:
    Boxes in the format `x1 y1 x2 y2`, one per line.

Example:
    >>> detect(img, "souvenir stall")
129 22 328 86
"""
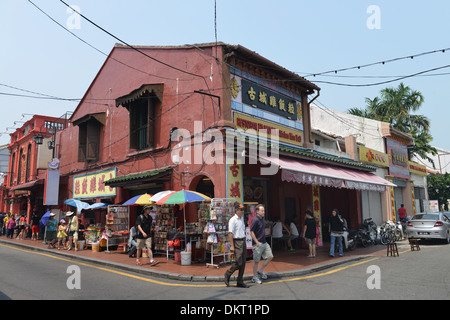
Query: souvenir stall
153 205 176 257
105 205 130 252
198 198 236 268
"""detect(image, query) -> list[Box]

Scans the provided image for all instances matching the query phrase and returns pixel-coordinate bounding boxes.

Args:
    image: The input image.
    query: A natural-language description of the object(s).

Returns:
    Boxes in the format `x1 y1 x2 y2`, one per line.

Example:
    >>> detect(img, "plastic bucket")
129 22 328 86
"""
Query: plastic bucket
174 251 181 262
92 242 99 252
181 251 191 266
77 241 84 251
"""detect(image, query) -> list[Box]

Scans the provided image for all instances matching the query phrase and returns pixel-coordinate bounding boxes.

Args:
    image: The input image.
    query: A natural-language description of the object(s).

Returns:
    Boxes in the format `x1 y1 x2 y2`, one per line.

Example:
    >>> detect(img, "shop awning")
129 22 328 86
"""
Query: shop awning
260 156 395 192
104 167 172 188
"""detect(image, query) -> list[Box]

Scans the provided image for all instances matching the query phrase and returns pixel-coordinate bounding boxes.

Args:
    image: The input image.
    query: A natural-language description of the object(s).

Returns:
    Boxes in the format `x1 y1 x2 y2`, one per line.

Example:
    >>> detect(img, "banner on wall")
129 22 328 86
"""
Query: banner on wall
44 169 60 205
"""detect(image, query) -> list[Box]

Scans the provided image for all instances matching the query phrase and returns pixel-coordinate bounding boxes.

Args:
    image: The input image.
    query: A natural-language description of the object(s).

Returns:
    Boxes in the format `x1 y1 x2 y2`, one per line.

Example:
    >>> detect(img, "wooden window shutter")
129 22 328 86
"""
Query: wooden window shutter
86 120 100 161
78 123 87 162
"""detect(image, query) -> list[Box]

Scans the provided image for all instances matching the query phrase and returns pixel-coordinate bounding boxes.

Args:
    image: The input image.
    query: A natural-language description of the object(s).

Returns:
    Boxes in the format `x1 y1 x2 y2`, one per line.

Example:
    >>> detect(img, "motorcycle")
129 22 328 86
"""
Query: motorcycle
357 218 378 247
342 230 357 251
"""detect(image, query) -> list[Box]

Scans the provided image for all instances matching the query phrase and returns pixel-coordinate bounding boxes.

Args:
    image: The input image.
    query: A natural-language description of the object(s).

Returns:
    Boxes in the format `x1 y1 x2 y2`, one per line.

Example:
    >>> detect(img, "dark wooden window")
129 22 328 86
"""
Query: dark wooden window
129 96 156 151
78 118 102 162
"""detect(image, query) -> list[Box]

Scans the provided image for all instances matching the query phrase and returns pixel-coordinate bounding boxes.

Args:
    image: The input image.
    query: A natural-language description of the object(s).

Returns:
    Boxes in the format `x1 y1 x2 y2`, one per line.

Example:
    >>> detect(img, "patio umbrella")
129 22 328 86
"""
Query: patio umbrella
155 189 211 246
87 203 108 210
64 198 90 214
148 190 175 203
39 210 51 228
122 193 153 205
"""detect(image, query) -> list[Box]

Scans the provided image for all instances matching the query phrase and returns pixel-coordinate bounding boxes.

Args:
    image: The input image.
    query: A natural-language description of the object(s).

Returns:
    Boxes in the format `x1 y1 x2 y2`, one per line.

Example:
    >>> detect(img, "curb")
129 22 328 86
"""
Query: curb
0 239 375 283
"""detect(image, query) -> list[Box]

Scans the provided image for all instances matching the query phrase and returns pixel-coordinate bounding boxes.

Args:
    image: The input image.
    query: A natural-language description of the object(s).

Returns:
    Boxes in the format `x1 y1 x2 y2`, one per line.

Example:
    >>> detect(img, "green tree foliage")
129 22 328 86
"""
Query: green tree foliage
348 83 437 166
427 173 450 211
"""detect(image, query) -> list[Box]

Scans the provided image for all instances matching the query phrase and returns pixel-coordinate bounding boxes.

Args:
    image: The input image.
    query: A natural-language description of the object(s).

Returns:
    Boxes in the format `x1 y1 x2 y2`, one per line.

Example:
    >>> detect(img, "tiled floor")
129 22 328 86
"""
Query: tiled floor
0 236 389 277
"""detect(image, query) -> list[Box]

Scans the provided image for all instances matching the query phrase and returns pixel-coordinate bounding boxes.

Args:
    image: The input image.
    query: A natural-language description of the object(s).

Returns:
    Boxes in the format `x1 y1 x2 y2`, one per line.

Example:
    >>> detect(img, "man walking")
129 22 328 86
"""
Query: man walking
136 205 157 266
250 204 273 284
224 202 248 288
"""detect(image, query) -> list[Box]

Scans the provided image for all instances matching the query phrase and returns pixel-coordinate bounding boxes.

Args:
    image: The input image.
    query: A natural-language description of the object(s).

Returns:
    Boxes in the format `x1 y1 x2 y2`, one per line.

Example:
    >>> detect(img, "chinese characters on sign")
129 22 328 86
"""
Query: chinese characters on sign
241 79 299 120
386 138 410 179
312 184 322 246
227 159 243 203
73 168 116 198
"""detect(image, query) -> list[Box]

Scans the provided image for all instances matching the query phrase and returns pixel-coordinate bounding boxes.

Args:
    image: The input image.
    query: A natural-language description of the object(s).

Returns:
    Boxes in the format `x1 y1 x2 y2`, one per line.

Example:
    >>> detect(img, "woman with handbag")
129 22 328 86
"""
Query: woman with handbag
65 211 78 251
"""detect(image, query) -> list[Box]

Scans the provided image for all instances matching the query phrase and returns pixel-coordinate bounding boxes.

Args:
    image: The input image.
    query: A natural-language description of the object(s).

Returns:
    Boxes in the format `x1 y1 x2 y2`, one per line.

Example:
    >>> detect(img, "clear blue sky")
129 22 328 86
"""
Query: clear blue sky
1 0 449 154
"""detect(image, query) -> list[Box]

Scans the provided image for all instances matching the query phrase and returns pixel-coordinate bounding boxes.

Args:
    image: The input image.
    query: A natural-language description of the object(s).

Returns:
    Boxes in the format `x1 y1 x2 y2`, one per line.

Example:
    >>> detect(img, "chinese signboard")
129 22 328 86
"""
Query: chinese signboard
73 168 116 199
312 184 322 246
386 138 410 179
359 146 389 167
241 79 299 120
234 112 303 147
226 158 243 203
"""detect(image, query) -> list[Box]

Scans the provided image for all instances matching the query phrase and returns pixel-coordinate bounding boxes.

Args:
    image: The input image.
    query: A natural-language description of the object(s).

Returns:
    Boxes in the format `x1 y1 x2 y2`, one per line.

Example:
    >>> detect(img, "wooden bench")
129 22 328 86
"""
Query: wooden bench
409 238 420 251
386 242 399 257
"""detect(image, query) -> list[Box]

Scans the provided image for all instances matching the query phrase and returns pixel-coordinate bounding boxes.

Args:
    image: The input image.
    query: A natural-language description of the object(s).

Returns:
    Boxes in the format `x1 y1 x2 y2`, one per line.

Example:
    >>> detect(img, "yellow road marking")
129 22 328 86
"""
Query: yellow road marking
0 242 412 288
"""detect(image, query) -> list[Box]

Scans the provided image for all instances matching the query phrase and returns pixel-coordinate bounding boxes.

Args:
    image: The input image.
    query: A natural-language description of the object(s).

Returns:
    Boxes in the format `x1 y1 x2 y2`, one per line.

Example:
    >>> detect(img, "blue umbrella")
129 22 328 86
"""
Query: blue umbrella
64 198 90 213
40 210 51 228
87 203 107 210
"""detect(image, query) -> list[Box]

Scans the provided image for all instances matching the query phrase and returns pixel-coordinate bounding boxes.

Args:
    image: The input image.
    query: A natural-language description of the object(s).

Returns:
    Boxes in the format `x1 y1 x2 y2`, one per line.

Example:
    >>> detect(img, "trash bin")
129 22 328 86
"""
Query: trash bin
181 251 191 266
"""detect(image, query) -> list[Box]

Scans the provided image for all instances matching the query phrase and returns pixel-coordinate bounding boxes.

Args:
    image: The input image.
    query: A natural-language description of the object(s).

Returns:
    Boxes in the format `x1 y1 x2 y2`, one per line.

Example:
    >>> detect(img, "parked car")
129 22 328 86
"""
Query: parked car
406 212 450 244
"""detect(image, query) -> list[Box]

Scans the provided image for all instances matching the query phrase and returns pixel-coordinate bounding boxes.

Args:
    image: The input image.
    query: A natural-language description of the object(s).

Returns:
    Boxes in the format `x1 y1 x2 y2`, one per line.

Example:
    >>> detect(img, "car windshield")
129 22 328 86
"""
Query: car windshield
412 214 439 220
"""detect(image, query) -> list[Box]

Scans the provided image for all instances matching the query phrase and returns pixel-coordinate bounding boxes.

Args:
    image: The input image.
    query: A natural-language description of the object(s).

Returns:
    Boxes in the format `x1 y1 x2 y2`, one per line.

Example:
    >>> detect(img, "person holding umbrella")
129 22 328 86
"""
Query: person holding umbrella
135 205 158 266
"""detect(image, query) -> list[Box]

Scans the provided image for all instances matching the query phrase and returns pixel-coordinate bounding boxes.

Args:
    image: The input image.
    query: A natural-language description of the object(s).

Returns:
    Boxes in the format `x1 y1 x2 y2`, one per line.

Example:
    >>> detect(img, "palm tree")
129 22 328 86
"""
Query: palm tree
348 83 437 166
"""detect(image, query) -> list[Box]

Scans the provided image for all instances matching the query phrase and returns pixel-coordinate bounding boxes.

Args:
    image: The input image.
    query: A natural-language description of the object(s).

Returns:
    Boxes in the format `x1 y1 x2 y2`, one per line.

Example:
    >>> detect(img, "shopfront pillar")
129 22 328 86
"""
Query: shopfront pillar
312 185 322 246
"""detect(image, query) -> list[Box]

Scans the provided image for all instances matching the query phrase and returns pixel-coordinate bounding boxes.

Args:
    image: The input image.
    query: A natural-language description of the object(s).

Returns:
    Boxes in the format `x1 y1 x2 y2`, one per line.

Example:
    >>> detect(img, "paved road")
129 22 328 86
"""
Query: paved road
1 240 449 303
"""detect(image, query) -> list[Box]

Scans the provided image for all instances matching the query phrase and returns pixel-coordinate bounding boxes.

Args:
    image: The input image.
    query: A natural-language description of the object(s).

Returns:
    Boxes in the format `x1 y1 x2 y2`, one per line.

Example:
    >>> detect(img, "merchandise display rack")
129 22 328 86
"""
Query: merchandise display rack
199 198 236 269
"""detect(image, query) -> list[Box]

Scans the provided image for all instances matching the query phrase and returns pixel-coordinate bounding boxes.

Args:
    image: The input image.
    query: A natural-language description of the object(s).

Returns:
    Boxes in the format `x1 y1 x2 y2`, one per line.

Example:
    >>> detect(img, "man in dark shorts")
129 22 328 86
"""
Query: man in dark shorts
135 205 157 266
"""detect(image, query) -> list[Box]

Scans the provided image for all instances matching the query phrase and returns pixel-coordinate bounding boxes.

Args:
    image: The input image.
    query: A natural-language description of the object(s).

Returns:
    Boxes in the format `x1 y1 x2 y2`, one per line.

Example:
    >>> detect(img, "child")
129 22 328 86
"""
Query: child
57 219 68 250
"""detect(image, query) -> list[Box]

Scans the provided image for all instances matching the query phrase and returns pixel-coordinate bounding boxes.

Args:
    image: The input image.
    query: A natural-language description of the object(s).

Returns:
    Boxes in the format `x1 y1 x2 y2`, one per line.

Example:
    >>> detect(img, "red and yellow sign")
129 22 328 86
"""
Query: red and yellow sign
409 161 427 176
226 158 243 203
73 168 116 198
312 184 322 246
234 113 303 147
359 146 389 167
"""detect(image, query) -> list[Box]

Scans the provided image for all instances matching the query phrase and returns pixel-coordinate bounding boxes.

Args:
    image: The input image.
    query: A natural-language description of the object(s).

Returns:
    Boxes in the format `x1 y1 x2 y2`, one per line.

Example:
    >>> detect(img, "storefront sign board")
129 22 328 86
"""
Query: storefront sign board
359 146 389 167
234 112 303 147
73 168 116 199
386 138 410 179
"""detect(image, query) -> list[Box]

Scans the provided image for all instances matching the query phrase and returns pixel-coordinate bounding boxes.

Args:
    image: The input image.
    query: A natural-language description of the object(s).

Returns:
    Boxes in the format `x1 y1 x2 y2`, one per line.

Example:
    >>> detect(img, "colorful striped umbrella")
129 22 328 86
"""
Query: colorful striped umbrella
155 190 211 205
155 189 211 246
122 193 153 205
148 190 175 203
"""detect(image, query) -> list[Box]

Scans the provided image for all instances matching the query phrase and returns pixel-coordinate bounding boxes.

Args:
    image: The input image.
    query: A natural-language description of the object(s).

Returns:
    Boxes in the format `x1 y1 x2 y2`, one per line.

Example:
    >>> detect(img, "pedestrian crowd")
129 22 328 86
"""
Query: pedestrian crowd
0 210 85 252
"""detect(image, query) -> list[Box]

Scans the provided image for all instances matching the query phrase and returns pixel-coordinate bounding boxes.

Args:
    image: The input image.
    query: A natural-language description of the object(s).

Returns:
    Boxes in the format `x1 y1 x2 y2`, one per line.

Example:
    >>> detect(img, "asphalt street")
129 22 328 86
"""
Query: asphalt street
1 239 449 302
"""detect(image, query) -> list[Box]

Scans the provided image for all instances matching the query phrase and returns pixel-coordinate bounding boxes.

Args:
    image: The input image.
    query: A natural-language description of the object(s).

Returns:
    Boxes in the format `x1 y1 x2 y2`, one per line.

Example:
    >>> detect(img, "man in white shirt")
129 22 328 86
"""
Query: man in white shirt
224 202 248 288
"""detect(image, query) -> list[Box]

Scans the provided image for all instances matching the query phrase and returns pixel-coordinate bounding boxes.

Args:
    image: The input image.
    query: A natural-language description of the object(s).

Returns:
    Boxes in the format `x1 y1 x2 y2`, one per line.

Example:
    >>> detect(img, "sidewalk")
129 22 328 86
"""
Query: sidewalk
0 236 399 282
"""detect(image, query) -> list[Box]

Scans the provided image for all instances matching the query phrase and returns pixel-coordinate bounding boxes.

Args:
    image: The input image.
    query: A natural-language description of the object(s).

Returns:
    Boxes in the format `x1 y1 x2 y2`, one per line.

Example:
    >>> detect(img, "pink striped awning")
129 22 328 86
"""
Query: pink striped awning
260 156 395 192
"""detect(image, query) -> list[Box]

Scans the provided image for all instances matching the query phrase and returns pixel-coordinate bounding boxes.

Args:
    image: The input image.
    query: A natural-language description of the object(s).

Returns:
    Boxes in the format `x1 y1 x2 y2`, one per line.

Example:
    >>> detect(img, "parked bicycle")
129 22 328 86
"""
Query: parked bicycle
378 221 398 244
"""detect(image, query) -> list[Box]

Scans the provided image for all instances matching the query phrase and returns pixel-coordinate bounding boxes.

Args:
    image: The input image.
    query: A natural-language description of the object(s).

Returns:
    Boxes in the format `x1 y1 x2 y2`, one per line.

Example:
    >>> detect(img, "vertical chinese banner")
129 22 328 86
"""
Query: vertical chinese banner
389 179 396 221
312 184 322 247
410 181 416 215
226 158 243 204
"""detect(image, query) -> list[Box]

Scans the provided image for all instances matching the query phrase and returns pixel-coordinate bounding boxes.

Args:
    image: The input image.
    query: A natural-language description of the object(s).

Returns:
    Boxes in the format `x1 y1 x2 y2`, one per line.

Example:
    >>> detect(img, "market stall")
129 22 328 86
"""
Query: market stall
198 198 237 268
105 205 130 252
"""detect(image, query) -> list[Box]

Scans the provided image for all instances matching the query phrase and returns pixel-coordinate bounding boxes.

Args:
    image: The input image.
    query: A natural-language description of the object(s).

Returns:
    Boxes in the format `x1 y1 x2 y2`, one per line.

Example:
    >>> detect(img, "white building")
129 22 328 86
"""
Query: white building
310 103 428 223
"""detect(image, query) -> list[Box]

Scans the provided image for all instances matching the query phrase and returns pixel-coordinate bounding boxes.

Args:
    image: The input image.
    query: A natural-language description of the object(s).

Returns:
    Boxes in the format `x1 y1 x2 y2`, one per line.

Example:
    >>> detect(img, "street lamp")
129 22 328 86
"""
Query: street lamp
33 133 44 145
